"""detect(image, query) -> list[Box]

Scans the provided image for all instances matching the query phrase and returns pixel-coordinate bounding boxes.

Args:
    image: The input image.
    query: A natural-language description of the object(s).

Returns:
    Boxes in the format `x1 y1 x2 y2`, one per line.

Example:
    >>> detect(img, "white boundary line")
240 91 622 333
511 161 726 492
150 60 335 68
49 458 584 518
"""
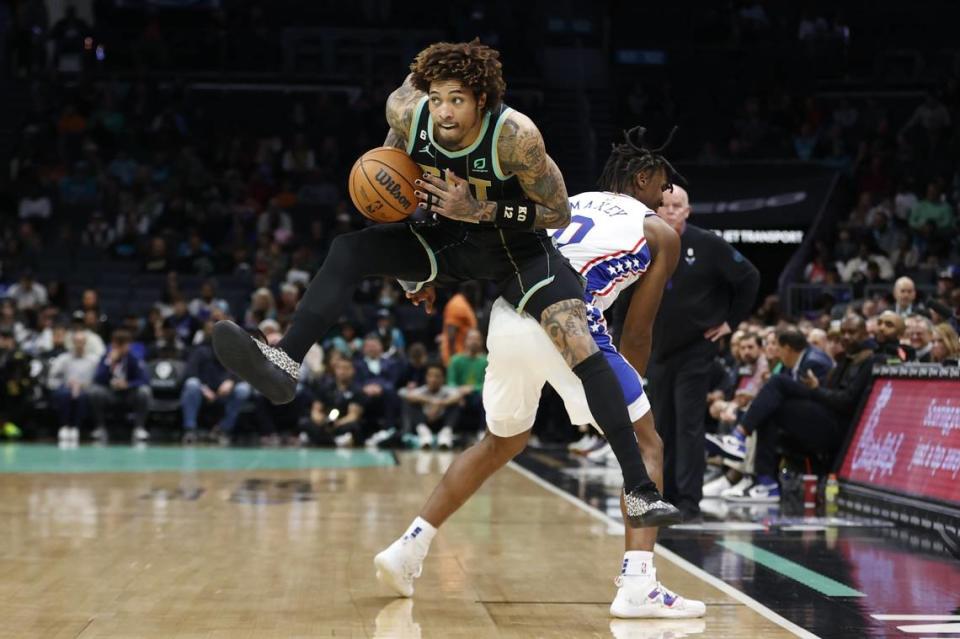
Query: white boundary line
507 461 821 639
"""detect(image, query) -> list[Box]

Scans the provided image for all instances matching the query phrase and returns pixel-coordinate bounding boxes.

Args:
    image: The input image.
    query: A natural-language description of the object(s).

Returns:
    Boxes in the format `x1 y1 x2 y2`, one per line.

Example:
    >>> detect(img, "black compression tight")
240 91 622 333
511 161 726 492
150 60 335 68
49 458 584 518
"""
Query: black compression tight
278 225 431 362
572 352 656 494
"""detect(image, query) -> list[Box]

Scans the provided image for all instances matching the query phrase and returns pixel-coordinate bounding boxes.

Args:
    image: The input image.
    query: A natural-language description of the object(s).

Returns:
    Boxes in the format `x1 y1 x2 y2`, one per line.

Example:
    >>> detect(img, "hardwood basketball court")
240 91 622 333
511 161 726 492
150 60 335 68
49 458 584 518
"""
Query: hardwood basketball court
0 445 797 638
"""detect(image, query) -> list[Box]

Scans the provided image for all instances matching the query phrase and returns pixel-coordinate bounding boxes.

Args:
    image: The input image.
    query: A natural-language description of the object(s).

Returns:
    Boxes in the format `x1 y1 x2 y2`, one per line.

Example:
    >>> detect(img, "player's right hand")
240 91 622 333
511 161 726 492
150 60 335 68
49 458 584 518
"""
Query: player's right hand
406 287 436 314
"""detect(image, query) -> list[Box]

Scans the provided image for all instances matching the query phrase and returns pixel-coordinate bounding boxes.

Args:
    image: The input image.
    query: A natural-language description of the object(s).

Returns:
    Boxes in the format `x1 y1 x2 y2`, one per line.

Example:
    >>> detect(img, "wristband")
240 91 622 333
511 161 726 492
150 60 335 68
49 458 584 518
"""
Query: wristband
494 199 537 229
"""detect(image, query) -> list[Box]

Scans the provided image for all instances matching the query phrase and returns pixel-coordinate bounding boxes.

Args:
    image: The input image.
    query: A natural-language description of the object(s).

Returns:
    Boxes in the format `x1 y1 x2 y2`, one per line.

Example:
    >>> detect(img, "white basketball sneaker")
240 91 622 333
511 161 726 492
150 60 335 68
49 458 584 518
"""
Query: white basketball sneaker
374 536 429 598
610 575 706 619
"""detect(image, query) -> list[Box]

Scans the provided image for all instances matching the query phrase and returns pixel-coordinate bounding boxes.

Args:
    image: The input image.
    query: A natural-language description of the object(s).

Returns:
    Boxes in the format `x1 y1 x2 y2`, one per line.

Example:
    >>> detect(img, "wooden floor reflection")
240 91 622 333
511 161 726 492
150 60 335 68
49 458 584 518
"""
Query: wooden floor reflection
0 448 797 638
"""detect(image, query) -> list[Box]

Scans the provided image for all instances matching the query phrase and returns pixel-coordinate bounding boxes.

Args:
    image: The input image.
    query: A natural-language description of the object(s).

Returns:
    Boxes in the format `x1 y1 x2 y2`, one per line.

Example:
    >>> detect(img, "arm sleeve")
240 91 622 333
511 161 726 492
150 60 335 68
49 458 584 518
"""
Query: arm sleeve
717 240 760 328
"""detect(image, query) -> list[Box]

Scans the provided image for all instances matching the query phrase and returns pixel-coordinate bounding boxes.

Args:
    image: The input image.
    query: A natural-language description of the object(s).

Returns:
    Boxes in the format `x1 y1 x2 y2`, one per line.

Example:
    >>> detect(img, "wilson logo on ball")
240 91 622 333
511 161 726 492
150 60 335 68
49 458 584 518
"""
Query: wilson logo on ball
375 169 413 210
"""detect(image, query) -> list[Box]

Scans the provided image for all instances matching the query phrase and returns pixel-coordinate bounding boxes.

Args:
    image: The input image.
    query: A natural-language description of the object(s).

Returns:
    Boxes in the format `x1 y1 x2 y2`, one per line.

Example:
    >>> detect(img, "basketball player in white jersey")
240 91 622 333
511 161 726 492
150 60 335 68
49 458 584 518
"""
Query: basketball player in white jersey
375 127 706 619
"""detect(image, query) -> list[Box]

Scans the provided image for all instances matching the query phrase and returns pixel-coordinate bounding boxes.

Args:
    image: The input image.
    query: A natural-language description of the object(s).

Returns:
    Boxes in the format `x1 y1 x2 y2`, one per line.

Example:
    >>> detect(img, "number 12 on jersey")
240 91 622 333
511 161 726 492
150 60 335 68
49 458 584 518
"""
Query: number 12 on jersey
551 215 595 247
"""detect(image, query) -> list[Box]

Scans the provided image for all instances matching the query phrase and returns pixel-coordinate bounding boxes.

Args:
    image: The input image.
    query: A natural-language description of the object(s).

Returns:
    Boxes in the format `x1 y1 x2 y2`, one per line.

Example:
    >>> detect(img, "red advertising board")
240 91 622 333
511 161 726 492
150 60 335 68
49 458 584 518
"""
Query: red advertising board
838 379 960 505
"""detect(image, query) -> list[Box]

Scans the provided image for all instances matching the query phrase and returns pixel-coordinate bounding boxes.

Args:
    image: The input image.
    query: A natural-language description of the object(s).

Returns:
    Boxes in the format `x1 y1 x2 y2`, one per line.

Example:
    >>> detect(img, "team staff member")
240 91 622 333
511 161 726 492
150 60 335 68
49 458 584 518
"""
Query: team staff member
647 185 760 520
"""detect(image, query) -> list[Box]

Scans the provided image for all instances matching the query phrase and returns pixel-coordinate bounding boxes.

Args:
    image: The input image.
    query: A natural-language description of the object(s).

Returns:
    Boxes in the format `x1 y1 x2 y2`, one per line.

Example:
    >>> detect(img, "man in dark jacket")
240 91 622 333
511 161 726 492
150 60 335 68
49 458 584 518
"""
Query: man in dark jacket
718 315 887 501
776 328 834 382
643 185 761 519
88 328 152 443
180 341 251 444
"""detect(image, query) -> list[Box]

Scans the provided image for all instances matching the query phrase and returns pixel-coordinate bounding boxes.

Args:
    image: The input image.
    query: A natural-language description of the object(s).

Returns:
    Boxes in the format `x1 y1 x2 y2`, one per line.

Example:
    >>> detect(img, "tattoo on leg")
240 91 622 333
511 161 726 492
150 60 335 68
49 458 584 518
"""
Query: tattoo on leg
540 299 599 367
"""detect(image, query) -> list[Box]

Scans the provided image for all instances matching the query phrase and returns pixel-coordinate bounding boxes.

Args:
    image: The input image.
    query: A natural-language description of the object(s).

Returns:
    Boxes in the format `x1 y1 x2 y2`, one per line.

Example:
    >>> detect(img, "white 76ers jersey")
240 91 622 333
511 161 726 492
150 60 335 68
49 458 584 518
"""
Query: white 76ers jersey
548 191 653 313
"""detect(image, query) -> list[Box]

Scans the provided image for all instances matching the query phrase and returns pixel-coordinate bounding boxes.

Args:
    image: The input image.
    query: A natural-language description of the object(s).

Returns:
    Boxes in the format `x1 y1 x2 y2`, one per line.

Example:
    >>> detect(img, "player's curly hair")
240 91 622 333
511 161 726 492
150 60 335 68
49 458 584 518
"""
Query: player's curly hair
598 126 685 193
409 39 506 112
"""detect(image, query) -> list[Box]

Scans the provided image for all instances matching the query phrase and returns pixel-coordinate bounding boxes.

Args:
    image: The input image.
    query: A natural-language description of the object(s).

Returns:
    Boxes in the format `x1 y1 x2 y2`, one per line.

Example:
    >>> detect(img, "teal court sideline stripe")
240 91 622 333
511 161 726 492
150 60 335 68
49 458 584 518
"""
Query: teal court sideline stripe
717 540 866 598
0 444 396 474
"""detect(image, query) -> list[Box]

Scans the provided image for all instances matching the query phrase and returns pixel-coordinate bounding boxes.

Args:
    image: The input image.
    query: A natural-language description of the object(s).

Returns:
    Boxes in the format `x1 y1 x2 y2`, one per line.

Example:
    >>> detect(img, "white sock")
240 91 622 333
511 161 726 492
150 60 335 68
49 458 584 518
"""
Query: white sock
402 516 437 547
620 551 656 580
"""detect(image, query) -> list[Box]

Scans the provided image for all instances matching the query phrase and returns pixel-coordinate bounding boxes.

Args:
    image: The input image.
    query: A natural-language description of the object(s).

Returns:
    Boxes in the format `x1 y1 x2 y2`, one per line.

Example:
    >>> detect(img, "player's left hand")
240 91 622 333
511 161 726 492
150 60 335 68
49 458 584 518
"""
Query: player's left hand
406 286 436 314
801 369 819 389
415 170 483 223
704 322 732 342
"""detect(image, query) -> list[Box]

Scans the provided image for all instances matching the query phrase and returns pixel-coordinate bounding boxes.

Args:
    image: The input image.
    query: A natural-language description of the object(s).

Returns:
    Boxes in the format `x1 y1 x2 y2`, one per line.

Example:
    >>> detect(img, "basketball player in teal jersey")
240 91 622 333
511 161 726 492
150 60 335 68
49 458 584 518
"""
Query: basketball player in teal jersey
212 39 678 526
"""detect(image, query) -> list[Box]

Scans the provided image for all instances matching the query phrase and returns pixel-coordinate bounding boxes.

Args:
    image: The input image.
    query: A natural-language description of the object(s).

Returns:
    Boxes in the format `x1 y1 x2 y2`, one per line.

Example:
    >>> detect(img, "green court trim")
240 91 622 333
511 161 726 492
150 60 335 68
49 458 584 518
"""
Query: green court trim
0 444 396 474
717 540 866 598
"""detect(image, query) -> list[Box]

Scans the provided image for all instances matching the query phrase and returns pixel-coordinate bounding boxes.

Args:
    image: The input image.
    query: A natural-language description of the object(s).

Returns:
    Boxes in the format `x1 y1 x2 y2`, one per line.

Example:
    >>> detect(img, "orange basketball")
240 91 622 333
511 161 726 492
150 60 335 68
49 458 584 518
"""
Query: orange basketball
348 146 422 223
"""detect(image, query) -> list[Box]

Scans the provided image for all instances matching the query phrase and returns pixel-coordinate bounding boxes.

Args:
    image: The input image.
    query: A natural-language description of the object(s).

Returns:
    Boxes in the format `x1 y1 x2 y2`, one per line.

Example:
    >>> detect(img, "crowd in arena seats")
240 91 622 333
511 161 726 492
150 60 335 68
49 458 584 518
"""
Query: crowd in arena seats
691 273 959 504
1 4 958 523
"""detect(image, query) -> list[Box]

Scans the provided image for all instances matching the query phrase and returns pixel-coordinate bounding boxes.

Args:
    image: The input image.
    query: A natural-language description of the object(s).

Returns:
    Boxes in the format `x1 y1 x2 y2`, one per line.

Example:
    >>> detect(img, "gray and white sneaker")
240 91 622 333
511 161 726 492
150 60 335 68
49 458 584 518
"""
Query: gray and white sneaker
720 476 755 501
623 487 682 527
702 473 734 498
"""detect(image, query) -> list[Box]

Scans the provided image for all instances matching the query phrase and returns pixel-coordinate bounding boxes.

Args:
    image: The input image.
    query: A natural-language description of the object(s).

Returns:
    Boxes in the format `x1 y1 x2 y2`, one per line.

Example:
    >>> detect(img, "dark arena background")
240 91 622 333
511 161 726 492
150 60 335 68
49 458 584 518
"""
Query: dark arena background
0 1 958 637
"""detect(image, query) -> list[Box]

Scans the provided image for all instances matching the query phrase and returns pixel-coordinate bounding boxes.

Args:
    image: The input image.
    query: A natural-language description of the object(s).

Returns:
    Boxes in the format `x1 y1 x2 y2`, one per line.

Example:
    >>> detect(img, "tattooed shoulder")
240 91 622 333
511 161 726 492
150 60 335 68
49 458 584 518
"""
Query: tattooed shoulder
385 74 424 146
496 111 571 228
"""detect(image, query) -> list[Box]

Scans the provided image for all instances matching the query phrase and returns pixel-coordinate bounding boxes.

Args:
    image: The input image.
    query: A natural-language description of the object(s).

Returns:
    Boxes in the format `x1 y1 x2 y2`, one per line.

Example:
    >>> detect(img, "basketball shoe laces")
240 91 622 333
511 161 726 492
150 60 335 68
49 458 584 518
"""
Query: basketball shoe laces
614 576 682 608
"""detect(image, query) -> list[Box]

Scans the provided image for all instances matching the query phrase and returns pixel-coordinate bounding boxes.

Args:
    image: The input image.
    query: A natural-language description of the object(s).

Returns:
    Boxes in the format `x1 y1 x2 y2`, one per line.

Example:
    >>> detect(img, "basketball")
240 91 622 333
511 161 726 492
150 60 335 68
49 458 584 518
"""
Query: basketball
348 146 422 223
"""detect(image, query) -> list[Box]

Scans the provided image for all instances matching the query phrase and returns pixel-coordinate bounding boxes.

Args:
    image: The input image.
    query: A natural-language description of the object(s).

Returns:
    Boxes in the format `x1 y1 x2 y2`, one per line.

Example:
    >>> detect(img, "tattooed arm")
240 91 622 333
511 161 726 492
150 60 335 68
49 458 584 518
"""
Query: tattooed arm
384 74 424 149
415 111 571 228
497 112 571 229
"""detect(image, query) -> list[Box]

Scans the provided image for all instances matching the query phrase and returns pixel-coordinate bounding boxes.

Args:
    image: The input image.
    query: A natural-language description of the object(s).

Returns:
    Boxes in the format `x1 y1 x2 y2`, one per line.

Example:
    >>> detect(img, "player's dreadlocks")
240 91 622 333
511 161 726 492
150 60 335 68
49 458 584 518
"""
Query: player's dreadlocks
598 126 684 193
409 39 506 113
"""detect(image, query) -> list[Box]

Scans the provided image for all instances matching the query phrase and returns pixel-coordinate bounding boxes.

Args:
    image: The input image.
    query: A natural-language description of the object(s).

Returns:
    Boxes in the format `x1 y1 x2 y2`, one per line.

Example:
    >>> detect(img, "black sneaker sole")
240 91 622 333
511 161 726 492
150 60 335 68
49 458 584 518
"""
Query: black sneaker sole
625 505 684 528
212 320 296 404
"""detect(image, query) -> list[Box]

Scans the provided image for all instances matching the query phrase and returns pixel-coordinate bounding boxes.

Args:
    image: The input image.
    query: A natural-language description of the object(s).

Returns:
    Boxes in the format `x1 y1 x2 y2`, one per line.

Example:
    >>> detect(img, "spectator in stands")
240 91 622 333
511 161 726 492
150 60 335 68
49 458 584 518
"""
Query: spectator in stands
6 269 47 311
243 287 276 330
301 358 364 447
906 315 935 362
909 181 955 232
18 178 53 223
374 308 405 357
400 362 462 449
281 133 316 174
275 282 301 328
447 328 487 432
142 236 171 273
893 276 924 316
188 279 228 321
256 199 293 242
776 328 834 382
0 327 31 439
50 5 91 72
839 241 894 283
147 315 185 360
931 323 960 364
180 339 251 445
874 311 914 361
399 342 430 389
354 333 402 444
88 328 153 443
717 315 882 501
937 267 957 302
48 329 97 445
808 328 829 355
167 297 201 345
177 228 215 275
325 318 362 358
732 332 768 399
440 282 479 365
66 310 106 360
